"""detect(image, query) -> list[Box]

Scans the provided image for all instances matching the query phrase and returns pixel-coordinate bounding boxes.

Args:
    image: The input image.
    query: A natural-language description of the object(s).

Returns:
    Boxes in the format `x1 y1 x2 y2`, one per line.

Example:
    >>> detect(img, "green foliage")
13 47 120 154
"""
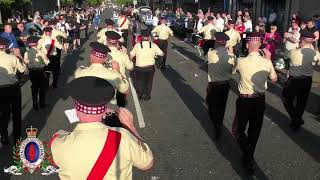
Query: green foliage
87 0 104 6
0 0 15 7
61 0 74 6
114 0 133 6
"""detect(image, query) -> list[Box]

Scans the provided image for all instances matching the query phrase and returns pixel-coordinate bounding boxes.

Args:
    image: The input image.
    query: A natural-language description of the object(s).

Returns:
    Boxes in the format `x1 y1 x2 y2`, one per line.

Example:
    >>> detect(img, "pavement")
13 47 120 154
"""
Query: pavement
0 8 319 180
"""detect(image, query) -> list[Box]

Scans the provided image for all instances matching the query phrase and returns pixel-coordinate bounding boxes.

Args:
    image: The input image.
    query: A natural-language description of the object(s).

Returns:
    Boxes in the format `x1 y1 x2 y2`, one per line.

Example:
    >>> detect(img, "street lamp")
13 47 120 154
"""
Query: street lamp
57 0 61 11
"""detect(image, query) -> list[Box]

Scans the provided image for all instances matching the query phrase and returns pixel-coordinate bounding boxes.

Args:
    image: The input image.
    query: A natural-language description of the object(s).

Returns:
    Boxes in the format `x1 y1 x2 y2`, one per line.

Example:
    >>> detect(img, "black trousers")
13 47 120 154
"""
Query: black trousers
116 91 127 107
206 82 230 128
146 25 153 33
236 95 265 161
121 29 129 48
203 40 215 56
0 83 21 142
29 69 47 106
48 55 60 87
282 76 312 126
135 66 155 98
157 40 168 68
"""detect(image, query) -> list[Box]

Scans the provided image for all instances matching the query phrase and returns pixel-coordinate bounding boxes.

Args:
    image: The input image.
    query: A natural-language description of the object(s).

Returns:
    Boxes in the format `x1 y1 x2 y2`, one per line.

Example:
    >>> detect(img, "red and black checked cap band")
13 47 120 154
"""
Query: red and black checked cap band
107 39 119 44
91 49 107 59
246 37 262 42
74 100 107 115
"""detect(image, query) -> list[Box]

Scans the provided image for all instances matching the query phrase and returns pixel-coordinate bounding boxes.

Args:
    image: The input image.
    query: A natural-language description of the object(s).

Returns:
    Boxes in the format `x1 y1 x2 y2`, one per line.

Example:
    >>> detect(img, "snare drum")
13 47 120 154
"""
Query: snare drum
198 38 204 48
153 36 159 45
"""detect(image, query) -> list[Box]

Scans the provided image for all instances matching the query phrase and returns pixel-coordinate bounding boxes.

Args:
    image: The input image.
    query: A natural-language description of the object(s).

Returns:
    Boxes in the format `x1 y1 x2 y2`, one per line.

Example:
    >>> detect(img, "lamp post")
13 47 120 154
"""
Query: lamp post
57 0 61 11
0 0 3 24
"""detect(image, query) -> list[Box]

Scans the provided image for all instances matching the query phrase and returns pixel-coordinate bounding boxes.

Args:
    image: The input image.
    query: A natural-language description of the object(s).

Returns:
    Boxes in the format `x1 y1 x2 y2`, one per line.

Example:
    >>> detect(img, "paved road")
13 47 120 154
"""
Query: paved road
0 9 320 180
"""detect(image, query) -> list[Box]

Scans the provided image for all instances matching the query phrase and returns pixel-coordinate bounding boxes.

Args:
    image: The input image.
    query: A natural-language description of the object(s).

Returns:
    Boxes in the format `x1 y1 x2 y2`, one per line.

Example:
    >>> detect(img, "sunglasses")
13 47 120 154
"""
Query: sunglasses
293 28 298 30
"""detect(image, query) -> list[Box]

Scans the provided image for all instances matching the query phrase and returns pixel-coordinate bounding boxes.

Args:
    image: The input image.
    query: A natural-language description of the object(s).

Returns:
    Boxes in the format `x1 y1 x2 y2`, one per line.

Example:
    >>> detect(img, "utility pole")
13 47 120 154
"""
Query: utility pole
0 9 2 24
0 0 3 24
57 0 61 11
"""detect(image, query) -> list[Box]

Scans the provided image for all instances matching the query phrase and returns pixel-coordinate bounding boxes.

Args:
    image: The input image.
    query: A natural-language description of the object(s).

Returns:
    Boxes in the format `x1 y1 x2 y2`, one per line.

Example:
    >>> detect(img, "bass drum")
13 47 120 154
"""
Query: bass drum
153 36 159 45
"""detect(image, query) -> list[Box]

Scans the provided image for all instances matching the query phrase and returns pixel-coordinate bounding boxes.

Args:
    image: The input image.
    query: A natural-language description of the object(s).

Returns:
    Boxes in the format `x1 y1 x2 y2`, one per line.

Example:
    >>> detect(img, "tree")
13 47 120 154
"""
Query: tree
0 0 15 24
87 0 104 6
114 0 133 6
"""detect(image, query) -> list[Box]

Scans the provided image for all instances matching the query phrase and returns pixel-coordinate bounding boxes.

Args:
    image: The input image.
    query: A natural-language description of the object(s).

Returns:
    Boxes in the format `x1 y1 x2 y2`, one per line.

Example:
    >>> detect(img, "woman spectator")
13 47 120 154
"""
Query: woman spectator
195 10 204 32
292 12 301 26
235 19 245 34
255 25 265 36
243 15 253 33
57 16 71 52
235 20 245 56
300 21 307 31
288 20 300 32
236 15 243 26
93 13 100 31
184 12 195 43
263 25 282 61
283 24 300 68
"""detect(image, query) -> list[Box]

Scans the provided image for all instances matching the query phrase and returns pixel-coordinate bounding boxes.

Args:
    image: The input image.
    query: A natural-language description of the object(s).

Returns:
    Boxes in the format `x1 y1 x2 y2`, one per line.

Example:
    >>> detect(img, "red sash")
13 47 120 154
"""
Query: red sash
120 18 127 28
86 130 122 180
46 39 55 57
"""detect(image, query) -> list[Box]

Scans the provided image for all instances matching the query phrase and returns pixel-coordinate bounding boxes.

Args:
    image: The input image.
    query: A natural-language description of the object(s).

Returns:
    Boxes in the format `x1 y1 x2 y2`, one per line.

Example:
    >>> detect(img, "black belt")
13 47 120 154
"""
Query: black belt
289 76 312 80
239 93 265 98
29 68 44 71
209 80 229 85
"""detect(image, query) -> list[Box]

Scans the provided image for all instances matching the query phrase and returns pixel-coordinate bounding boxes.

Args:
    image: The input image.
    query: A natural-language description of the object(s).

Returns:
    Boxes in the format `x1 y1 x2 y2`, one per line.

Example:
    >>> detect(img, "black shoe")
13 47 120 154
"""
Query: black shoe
0 136 10 146
244 163 254 175
242 158 254 175
40 104 47 109
160 66 166 70
33 103 39 111
144 96 151 101
290 120 304 130
141 94 147 100
214 126 221 139
52 85 58 89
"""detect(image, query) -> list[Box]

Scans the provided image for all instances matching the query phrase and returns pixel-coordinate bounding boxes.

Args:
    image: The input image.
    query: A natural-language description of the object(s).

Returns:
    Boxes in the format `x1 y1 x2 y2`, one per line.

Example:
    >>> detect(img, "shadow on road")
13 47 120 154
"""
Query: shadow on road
160 65 269 179
171 41 320 118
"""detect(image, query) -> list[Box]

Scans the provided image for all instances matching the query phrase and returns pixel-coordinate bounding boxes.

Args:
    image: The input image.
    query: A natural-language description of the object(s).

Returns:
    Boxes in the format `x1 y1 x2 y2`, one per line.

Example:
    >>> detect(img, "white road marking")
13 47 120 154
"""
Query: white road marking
173 49 190 60
128 77 145 128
